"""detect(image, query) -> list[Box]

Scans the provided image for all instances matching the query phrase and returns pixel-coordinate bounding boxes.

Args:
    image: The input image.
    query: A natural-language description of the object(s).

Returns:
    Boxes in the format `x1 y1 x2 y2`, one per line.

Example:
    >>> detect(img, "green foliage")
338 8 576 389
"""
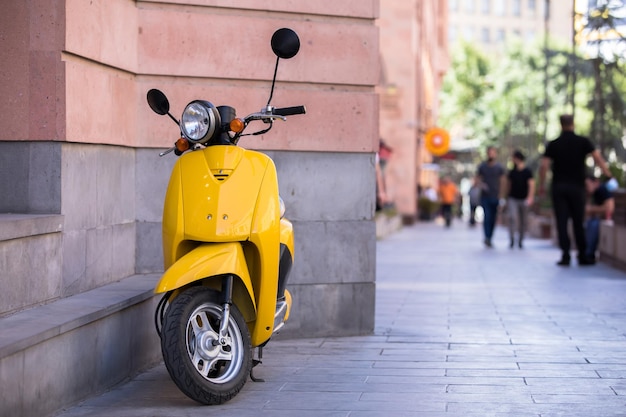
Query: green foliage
582 2 626 164
439 38 587 163
438 32 626 169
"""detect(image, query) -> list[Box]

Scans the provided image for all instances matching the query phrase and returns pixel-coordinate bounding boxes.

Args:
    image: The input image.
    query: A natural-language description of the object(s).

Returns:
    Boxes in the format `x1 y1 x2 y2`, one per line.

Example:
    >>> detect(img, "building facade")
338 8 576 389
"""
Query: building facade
449 0 574 52
378 0 450 222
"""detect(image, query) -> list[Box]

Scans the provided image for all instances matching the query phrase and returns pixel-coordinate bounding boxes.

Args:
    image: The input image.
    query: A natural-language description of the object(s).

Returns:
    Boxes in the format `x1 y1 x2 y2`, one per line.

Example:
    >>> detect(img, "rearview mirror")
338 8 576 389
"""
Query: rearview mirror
147 89 170 115
271 28 300 59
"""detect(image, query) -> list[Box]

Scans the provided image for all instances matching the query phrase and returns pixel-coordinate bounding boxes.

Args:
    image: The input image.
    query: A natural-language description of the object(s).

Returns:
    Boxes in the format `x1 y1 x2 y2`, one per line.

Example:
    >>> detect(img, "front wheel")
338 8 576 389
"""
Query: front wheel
161 286 252 405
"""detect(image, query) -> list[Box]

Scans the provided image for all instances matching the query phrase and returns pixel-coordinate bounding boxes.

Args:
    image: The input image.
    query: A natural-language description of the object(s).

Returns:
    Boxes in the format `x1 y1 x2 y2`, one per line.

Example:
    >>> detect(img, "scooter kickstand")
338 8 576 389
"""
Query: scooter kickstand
250 346 265 382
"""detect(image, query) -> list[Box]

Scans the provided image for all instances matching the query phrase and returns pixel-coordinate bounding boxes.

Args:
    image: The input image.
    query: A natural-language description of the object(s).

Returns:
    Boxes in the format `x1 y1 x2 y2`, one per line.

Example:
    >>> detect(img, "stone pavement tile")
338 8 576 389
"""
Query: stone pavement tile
531 393 626 405
280 381 445 394
597 369 626 378
59 405 351 417
290 365 445 378
524 377 621 395
261 392 446 413
446 368 600 378
611 382 626 395
447 401 626 416
365 376 524 386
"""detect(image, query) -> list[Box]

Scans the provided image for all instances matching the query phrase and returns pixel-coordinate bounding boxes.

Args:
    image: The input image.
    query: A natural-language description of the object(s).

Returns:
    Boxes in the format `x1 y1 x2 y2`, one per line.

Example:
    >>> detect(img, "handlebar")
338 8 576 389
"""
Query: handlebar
273 105 306 116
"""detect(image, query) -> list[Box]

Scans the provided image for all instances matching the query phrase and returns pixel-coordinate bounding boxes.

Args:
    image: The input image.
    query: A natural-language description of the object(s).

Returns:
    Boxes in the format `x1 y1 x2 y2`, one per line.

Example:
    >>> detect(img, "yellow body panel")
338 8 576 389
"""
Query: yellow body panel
155 243 257 321
280 218 295 258
283 289 292 321
160 145 284 347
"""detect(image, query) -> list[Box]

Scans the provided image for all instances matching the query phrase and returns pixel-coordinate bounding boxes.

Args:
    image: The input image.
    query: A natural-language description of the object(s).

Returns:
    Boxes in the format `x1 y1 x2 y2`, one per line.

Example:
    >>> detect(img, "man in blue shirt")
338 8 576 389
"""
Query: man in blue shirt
477 146 505 248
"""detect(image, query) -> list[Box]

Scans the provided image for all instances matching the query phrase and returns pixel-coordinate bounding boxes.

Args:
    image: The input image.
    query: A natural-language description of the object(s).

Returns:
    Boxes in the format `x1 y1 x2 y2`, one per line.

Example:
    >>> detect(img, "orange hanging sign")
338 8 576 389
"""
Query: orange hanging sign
424 127 450 157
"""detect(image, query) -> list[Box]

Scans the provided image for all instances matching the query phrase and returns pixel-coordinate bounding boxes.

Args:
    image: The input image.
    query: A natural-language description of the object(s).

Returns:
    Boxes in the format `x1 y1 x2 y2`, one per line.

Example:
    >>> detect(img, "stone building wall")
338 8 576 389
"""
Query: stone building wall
0 0 380 337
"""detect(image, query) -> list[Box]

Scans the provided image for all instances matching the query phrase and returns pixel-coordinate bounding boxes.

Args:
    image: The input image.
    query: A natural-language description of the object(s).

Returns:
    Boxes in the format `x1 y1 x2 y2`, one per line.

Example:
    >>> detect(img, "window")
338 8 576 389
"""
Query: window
495 1 506 16
512 0 521 16
449 0 459 12
481 27 491 43
463 26 476 41
449 25 458 43
496 28 506 42
528 0 536 10
482 0 491 14
465 0 475 13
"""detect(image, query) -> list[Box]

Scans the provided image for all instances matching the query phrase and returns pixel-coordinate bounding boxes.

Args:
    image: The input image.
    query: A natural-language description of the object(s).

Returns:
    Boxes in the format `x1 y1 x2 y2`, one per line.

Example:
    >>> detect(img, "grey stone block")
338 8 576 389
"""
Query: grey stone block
0 142 30 212
29 142 62 213
135 148 174 223
135 221 163 273
291 219 376 285
61 144 135 231
61 229 88 295
0 141 62 213
0 213 63 242
84 223 135 290
277 281 376 338
0 353 23 415
264 151 376 222
0 232 63 315
62 223 135 296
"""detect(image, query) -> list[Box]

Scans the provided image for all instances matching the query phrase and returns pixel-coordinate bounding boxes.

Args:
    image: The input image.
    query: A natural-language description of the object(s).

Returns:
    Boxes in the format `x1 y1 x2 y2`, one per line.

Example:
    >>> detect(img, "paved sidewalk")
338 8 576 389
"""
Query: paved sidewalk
55 222 626 417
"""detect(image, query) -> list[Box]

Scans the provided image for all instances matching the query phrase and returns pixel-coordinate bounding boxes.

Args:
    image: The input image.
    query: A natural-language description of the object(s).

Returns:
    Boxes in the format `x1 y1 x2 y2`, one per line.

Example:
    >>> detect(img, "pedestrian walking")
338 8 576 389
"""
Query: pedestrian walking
584 175 615 263
538 114 613 266
438 176 458 228
505 150 535 249
477 146 505 247
468 178 482 227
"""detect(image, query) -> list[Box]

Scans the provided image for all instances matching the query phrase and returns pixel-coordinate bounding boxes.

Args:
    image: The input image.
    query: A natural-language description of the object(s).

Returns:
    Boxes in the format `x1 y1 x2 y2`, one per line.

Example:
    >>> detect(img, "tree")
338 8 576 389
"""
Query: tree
580 0 626 164
438 39 581 165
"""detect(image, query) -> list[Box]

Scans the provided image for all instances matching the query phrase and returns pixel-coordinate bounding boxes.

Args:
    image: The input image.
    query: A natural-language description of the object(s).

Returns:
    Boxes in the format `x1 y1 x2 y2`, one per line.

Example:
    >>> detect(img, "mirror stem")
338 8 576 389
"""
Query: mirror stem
167 112 179 125
266 56 280 106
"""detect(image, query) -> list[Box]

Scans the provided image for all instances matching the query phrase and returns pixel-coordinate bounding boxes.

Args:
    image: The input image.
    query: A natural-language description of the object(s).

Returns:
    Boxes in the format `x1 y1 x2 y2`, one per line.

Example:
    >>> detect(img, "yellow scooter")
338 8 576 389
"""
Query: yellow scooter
146 28 305 405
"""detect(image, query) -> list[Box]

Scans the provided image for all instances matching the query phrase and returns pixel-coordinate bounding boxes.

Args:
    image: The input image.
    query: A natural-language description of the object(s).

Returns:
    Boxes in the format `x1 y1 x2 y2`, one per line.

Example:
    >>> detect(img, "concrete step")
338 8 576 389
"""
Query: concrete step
0 273 163 417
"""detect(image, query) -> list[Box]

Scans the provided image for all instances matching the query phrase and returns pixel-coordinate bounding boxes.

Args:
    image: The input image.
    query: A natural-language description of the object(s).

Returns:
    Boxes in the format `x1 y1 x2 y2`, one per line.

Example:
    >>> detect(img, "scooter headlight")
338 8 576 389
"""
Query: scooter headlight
180 100 220 144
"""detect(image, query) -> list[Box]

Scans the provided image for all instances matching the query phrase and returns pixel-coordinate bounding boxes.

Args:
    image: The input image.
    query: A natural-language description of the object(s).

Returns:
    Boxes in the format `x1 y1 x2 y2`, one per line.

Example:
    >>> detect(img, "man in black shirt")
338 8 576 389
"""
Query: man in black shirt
538 114 612 266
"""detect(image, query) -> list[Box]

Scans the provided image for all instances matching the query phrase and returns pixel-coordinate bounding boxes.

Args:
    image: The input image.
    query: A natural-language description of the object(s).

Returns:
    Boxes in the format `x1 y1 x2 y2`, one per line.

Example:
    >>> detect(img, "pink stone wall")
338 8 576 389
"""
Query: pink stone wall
0 1 379 154
0 0 67 141
378 0 448 220
136 8 379 151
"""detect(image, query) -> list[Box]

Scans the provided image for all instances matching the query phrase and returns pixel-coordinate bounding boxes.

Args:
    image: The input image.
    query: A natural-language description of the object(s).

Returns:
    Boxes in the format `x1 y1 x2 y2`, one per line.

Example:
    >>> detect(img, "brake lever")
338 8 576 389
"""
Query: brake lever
246 112 287 123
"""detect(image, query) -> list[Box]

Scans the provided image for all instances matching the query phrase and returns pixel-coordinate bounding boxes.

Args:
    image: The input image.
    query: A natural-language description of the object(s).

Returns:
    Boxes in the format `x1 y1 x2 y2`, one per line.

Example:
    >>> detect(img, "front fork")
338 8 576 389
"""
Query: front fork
217 275 234 346
218 274 265 383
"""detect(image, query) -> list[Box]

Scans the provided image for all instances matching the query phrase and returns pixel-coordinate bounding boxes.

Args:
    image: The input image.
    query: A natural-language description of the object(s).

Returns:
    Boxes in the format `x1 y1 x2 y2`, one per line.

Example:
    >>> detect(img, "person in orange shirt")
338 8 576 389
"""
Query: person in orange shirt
438 176 459 228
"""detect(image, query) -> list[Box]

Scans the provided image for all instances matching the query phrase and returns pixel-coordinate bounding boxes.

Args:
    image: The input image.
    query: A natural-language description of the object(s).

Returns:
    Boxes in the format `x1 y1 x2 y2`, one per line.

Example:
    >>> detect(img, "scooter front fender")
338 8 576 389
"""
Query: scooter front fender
155 243 256 320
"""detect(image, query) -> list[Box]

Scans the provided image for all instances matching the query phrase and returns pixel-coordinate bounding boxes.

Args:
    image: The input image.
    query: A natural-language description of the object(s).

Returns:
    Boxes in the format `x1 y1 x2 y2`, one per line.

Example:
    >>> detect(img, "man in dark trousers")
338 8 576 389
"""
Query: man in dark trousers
505 150 535 249
538 114 612 266
477 146 505 248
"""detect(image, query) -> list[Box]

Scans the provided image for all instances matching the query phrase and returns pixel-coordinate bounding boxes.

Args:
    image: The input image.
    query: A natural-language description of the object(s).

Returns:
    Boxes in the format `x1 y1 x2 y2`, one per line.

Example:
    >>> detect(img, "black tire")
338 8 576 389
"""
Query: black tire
161 286 252 405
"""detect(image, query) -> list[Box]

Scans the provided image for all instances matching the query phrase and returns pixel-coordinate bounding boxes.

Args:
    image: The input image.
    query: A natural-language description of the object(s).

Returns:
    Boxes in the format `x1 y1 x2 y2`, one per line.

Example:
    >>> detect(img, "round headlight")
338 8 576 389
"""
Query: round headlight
180 101 219 143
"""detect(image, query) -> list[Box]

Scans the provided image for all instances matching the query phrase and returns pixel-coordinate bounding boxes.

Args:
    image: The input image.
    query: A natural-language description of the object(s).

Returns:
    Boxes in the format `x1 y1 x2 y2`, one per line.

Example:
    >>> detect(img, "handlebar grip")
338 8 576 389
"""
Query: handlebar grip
274 105 306 116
